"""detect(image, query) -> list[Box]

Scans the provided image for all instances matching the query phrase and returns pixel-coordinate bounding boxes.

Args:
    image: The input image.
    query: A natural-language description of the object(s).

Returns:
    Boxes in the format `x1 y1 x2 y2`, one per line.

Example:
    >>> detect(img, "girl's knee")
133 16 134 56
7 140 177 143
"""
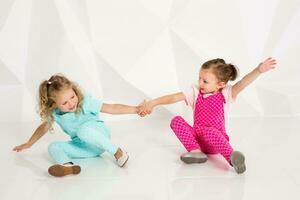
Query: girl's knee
170 115 184 128
77 124 109 143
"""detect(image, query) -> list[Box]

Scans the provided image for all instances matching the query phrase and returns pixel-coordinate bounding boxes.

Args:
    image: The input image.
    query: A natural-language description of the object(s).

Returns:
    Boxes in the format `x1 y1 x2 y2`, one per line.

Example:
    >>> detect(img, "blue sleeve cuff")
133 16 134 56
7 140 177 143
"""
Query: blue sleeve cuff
83 94 102 114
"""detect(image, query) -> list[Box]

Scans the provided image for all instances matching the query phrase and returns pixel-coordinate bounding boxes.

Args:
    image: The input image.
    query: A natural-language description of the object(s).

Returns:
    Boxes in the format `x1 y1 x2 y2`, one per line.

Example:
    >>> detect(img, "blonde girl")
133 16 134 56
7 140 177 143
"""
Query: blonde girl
13 74 141 177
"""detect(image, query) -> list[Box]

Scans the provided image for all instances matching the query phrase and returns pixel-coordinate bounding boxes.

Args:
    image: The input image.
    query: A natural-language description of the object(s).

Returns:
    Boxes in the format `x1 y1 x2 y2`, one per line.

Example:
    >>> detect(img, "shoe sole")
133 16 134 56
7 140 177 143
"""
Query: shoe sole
48 164 81 177
180 155 208 164
231 151 246 174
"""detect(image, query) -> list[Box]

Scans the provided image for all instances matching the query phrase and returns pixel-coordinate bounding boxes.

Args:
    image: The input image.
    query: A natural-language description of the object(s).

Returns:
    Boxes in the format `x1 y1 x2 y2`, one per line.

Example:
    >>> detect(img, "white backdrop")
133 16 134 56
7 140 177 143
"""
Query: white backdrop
0 0 299 122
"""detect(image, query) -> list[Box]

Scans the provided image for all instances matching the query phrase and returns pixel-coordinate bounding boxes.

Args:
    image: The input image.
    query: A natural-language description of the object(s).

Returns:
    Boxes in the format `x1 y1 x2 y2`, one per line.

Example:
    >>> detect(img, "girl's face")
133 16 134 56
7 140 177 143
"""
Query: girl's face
54 87 79 112
198 69 225 94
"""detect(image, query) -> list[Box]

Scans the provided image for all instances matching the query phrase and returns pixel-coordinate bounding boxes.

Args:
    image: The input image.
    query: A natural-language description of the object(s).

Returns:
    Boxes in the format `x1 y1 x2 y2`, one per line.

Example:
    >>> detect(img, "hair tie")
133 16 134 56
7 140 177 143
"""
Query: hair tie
47 81 52 85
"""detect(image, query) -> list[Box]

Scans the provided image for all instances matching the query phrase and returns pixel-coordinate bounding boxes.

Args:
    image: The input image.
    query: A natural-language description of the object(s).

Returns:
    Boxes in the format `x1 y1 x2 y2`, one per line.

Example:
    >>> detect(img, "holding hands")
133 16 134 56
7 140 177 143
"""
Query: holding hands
137 100 154 117
136 92 186 117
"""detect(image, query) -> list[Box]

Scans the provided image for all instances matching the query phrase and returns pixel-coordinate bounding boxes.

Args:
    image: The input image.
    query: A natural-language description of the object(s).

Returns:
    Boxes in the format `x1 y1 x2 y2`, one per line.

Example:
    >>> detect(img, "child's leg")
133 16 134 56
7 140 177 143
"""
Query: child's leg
76 123 118 156
170 116 200 152
195 125 233 163
48 139 103 165
76 123 129 167
170 116 208 164
47 140 102 177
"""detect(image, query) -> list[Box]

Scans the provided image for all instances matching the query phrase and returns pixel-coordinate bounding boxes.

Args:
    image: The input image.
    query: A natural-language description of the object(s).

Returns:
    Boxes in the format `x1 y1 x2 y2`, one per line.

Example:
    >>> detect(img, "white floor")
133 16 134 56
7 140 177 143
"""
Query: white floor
1 116 300 200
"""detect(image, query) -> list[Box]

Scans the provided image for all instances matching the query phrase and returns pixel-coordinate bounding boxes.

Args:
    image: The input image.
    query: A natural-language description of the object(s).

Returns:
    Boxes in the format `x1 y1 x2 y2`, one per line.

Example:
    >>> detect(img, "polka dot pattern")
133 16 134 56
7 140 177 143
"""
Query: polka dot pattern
170 91 234 163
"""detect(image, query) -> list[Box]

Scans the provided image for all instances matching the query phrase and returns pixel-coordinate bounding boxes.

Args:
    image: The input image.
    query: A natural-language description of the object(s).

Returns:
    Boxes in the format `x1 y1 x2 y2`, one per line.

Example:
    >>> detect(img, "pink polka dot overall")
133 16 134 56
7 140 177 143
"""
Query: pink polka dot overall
170 91 233 163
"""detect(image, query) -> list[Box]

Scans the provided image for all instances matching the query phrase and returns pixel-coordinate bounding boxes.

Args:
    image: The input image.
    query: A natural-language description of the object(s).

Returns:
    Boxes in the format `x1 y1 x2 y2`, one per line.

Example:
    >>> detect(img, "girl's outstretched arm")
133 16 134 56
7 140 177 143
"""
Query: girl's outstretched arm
13 122 51 152
232 57 276 99
139 92 186 116
101 103 140 115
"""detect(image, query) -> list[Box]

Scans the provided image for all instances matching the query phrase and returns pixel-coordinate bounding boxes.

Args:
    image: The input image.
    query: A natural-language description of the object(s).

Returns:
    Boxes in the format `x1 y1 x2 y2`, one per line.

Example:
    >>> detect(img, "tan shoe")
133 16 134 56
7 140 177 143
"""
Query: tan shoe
180 152 208 164
48 164 81 177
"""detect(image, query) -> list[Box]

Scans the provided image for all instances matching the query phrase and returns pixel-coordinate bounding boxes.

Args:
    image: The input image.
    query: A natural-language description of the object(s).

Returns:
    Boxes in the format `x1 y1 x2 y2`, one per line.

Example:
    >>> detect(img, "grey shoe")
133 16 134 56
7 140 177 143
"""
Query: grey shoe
230 151 246 174
180 152 208 164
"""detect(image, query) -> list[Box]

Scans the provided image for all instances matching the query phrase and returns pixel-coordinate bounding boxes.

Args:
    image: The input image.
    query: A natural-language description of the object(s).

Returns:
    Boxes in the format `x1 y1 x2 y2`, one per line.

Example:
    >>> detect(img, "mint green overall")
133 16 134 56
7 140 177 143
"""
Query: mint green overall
48 95 118 164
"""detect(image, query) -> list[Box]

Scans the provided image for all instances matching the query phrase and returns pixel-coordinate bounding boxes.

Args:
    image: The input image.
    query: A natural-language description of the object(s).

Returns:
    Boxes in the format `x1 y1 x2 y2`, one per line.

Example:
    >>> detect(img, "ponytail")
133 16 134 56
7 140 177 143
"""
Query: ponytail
227 64 238 81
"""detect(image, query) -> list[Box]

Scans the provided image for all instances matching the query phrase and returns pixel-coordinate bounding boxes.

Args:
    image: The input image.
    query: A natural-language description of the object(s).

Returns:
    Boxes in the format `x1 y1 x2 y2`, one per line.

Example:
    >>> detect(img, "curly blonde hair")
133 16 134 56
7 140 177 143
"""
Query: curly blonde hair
38 74 84 124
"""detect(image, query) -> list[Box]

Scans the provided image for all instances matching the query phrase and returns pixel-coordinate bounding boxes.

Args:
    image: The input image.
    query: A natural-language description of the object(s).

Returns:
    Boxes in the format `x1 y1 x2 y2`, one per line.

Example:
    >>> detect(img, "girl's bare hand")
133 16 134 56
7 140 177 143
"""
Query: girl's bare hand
257 57 277 73
13 143 31 152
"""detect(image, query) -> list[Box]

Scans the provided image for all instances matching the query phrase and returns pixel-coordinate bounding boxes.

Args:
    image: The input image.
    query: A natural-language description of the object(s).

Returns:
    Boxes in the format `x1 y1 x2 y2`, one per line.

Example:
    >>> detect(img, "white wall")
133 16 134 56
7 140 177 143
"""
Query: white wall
0 0 299 122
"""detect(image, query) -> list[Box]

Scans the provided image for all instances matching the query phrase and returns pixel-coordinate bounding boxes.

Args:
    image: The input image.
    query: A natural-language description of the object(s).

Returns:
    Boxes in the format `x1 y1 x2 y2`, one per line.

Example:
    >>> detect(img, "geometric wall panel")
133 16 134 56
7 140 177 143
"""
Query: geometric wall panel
0 0 299 122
